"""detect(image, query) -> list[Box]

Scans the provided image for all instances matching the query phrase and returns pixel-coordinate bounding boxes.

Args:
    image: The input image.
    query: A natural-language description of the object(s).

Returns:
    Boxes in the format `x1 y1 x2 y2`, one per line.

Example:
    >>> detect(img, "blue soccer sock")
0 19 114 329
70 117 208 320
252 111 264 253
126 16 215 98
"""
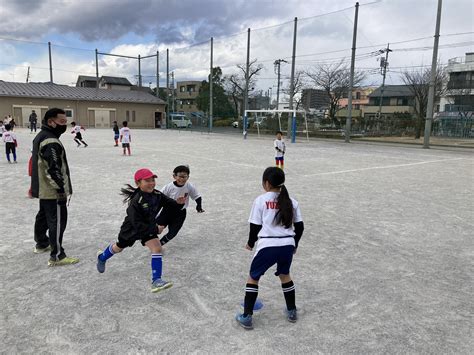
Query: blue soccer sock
99 244 115 262
151 253 163 282
6 153 10 162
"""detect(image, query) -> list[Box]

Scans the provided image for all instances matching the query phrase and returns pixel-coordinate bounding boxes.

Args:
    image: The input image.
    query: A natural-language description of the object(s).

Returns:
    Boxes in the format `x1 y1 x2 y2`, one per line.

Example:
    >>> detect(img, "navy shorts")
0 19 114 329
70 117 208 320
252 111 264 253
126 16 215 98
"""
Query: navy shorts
122 143 130 148
249 245 294 280
275 156 284 162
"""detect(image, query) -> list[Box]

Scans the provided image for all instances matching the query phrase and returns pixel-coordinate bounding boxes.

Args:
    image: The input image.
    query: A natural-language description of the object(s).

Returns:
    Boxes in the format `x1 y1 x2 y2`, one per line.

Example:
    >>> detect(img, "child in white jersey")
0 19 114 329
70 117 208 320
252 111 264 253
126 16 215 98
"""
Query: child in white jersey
70 122 88 147
235 167 304 330
274 131 285 170
119 121 132 155
2 124 17 163
157 165 204 246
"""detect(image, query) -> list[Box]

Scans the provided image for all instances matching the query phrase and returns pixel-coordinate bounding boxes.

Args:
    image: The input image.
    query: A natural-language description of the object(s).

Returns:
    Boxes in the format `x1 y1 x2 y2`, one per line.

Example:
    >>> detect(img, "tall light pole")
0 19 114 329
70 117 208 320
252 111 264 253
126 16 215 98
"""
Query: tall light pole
424 0 442 148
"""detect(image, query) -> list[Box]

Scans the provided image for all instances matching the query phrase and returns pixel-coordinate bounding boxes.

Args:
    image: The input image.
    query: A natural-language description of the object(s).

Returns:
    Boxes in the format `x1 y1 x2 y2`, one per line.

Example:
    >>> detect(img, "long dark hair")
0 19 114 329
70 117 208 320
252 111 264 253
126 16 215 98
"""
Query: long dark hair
262 167 293 228
120 184 140 204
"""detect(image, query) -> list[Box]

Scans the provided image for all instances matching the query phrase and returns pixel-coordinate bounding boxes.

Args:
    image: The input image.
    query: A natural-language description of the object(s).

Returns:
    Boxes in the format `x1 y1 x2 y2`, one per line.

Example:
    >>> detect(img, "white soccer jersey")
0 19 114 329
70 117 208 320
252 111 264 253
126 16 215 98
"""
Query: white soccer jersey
274 139 285 158
160 181 200 209
2 131 16 143
248 191 302 252
119 127 131 143
71 126 82 134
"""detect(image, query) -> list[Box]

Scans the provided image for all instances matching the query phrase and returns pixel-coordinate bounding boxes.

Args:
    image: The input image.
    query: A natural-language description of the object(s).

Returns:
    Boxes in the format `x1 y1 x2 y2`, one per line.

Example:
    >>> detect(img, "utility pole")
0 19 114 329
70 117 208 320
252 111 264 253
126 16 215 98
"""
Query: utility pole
345 2 359 143
288 17 298 142
48 41 53 84
243 28 251 139
171 71 175 113
166 48 169 129
376 43 392 131
138 54 142 87
424 0 442 148
209 37 214 132
274 59 287 111
156 51 159 97
26 66 30 83
95 49 99 87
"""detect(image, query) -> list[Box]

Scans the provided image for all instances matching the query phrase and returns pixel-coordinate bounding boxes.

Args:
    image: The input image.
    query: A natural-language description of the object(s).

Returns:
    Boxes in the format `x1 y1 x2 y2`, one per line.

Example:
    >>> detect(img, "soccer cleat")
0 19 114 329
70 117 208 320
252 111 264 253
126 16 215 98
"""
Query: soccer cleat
48 256 80 267
151 279 173 293
235 313 253 329
287 308 298 323
96 251 106 273
34 245 52 254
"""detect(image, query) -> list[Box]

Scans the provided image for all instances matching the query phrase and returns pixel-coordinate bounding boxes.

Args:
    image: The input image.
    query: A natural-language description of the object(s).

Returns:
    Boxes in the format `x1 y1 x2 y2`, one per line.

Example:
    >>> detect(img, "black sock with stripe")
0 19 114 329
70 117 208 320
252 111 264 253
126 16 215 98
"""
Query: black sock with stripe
244 283 258 316
282 281 296 311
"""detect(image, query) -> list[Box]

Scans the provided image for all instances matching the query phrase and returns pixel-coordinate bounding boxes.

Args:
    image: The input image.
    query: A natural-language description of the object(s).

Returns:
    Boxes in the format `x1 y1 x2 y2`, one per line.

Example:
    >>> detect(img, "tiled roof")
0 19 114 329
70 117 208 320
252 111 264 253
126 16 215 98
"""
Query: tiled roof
100 76 132 86
0 81 165 105
369 85 414 97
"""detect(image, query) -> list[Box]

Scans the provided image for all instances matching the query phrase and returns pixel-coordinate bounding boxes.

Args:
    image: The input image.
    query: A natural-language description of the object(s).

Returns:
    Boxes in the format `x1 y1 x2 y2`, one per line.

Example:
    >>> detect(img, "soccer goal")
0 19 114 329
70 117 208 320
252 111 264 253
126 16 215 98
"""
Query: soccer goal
243 109 309 142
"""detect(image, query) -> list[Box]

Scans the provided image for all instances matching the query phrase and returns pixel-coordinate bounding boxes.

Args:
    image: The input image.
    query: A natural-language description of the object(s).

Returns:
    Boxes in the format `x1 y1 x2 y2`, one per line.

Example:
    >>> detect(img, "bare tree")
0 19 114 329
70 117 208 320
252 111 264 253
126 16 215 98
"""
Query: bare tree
282 71 306 110
306 60 365 127
401 66 447 138
223 59 264 117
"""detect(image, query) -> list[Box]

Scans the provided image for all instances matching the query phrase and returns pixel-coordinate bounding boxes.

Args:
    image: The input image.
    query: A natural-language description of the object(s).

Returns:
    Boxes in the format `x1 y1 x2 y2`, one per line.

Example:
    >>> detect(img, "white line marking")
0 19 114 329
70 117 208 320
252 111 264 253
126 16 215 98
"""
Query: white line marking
302 158 467 177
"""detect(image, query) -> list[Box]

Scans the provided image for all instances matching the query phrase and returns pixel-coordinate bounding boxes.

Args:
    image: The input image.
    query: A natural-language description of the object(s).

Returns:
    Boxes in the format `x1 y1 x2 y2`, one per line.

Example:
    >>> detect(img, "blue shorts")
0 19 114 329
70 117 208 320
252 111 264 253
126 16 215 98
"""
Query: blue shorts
275 156 284 162
114 133 119 139
249 245 294 280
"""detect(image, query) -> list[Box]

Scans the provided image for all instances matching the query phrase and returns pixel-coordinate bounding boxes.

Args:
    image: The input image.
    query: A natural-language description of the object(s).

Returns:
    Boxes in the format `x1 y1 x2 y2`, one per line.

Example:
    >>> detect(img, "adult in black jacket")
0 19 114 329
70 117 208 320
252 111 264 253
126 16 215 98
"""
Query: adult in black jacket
31 108 79 266
29 110 38 133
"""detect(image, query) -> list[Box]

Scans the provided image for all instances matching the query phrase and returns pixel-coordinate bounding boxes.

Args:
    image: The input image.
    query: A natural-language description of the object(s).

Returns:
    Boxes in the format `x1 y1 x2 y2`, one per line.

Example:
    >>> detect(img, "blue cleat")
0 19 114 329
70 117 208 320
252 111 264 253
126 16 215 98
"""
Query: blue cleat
96 251 106 273
235 313 253 329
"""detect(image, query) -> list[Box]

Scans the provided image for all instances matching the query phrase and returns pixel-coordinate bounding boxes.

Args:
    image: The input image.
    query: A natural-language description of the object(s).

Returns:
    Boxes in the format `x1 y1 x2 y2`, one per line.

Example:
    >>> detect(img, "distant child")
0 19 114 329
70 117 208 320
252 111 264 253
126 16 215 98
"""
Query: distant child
112 121 120 146
119 121 131 155
274 131 286 170
2 124 17 163
235 167 304 330
96 168 185 292
157 165 204 246
71 122 88 147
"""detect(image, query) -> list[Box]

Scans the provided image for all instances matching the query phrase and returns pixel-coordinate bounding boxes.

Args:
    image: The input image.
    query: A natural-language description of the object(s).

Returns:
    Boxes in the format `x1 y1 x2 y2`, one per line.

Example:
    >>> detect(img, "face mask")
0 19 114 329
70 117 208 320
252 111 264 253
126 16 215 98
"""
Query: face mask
52 123 67 136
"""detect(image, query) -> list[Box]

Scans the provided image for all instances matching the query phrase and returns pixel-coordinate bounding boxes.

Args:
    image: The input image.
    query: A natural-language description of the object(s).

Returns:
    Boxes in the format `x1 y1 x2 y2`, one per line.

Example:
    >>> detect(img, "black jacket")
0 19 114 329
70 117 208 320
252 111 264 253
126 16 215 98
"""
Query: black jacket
31 124 72 199
119 189 183 240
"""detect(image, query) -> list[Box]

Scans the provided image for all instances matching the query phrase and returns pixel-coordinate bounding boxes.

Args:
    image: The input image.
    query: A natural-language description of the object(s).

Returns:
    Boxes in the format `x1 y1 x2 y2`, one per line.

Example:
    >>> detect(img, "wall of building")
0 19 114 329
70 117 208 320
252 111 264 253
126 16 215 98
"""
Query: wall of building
0 97 165 128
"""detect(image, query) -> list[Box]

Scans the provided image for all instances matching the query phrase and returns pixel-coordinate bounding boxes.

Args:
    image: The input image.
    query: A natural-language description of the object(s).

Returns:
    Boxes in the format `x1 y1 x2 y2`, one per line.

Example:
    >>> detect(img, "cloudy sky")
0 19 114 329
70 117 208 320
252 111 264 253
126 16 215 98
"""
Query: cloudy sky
0 0 473 95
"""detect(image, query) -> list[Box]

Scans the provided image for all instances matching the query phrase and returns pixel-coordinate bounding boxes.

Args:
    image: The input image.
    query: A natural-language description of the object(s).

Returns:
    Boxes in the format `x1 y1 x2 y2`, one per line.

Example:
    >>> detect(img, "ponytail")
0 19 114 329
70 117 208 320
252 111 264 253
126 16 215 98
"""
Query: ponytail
275 185 293 228
262 167 294 228
120 184 139 204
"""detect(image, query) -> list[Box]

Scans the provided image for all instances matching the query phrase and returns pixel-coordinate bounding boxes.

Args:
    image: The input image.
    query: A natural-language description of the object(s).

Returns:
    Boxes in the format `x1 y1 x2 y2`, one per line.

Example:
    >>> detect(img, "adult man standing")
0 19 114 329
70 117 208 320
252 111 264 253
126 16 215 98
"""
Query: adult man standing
31 108 79 266
29 110 38 133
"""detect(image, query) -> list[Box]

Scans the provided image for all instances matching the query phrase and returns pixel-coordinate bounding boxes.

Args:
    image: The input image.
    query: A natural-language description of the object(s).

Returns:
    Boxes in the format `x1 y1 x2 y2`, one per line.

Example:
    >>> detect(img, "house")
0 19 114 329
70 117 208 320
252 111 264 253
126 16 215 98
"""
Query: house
435 53 473 137
98 76 133 91
76 75 98 88
175 81 202 113
336 87 376 123
0 81 166 129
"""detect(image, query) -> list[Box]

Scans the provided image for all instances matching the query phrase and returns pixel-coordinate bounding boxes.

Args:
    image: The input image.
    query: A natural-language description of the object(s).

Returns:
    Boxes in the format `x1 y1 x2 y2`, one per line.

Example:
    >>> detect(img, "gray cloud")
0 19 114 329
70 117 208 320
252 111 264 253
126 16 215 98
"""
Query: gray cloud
1 0 294 43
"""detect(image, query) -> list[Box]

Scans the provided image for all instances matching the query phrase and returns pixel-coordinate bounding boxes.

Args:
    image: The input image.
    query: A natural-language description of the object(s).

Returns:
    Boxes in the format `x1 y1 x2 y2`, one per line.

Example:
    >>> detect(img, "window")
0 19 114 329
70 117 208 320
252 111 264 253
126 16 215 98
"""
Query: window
65 109 73 118
356 92 361 100
132 111 136 122
126 110 130 121
354 104 360 110
180 86 185 92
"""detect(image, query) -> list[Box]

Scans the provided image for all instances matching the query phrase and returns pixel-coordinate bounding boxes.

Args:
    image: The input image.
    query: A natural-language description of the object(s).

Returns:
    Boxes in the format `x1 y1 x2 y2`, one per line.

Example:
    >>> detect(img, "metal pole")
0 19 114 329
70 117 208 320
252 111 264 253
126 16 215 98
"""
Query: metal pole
156 51 159 97
95 49 99 87
376 43 391 131
209 37 214 132
138 54 142 87
166 48 169 129
48 42 53 83
345 2 359 143
243 28 250 139
171 72 175 112
276 62 281 111
424 0 442 149
288 17 298 141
